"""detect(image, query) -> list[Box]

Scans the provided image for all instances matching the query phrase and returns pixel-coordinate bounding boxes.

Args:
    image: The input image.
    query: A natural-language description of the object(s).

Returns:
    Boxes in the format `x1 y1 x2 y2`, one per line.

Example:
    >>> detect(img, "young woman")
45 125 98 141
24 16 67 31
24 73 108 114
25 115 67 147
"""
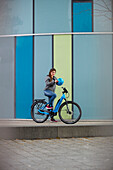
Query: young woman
44 68 58 122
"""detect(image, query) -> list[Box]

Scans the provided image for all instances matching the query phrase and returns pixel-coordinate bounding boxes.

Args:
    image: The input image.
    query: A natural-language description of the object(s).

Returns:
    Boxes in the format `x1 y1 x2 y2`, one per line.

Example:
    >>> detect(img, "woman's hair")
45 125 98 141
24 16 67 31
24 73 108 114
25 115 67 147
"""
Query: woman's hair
48 68 56 82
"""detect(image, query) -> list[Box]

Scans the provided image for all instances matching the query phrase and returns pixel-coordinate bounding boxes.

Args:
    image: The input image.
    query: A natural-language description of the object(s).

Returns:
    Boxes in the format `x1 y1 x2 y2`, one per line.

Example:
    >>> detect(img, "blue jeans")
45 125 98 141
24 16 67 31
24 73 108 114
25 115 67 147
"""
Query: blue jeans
44 90 57 107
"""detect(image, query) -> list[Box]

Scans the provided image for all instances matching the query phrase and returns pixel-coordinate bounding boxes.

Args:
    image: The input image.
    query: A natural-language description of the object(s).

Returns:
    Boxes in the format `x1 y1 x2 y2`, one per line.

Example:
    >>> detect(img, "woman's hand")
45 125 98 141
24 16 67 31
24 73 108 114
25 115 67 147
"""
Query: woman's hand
55 80 58 83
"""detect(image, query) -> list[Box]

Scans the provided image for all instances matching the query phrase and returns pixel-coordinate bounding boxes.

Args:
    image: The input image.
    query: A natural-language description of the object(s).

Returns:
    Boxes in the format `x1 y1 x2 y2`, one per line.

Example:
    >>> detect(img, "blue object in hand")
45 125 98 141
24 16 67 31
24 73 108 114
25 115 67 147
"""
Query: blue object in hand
56 78 64 86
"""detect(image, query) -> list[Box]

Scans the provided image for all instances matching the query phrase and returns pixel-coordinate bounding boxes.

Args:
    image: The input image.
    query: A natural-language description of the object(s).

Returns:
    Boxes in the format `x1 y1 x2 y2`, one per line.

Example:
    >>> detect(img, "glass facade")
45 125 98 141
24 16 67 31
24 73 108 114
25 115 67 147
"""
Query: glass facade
0 0 112 119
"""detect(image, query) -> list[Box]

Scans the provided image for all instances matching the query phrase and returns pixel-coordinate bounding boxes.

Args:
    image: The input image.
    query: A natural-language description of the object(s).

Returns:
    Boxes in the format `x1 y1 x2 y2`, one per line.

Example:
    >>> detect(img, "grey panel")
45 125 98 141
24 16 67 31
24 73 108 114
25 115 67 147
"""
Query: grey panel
94 0 112 32
35 0 71 33
112 0 113 119
0 37 14 118
0 0 33 35
34 36 52 100
73 34 112 120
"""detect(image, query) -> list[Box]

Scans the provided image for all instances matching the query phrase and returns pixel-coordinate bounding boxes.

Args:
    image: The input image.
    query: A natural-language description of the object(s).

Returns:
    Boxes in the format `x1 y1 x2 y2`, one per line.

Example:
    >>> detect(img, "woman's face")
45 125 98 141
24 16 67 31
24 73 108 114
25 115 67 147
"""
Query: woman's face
51 71 56 77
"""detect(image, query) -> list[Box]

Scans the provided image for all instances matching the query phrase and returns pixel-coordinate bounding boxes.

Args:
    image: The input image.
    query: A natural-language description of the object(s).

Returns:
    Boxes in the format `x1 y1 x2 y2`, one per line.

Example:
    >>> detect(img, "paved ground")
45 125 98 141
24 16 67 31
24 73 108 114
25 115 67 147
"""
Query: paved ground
0 137 113 170
0 119 113 127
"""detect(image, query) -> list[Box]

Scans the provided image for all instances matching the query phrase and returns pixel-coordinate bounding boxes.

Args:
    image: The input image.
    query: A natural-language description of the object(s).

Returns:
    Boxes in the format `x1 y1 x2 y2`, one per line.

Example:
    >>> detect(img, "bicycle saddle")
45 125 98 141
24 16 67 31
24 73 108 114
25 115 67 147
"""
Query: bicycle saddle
34 99 46 102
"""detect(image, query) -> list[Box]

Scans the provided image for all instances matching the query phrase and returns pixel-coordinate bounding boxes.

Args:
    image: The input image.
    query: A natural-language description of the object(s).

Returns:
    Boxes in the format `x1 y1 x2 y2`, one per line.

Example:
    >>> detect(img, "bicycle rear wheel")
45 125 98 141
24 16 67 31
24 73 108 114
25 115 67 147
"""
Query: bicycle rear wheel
59 101 82 124
31 100 49 123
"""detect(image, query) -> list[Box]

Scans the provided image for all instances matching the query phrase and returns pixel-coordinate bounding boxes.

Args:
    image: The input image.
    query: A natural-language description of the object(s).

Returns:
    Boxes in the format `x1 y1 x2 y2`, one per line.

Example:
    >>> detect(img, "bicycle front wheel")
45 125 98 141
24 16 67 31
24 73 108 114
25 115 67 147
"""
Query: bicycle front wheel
59 101 82 124
31 100 49 123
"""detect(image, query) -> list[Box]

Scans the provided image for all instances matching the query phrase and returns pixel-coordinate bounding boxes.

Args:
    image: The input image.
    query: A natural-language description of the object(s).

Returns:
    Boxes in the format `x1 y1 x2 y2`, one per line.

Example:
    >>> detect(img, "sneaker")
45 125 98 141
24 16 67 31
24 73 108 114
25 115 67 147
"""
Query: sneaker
46 105 53 109
50 118 57 122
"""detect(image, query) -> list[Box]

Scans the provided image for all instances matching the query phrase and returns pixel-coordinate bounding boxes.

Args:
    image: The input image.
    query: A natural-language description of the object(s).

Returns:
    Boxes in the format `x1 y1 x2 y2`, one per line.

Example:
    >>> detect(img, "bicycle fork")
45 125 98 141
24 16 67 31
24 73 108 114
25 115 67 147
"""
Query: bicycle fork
64 99 70 113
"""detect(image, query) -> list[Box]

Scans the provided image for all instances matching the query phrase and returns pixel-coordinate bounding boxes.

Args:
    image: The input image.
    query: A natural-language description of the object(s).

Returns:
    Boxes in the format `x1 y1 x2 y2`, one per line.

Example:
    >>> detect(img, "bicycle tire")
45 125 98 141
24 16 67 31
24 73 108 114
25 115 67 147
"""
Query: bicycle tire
59 101 82 124
31 100 49 123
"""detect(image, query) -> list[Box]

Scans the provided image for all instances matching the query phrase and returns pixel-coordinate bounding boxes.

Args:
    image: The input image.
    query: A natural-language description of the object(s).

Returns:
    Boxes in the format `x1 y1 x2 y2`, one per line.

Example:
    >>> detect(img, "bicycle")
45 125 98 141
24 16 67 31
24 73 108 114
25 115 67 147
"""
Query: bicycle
31 87 82 124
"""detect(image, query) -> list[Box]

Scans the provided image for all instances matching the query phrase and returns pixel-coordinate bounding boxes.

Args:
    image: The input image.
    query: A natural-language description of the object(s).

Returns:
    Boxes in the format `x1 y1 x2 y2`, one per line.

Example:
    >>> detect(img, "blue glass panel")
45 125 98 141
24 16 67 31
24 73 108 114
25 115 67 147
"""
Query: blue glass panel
73 2 92 32
16 36 33 118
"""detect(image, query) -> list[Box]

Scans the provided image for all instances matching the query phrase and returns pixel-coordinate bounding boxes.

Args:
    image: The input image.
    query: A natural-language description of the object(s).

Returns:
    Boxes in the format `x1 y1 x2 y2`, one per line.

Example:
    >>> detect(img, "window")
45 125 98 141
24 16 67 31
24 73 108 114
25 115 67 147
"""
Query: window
72 0 93 32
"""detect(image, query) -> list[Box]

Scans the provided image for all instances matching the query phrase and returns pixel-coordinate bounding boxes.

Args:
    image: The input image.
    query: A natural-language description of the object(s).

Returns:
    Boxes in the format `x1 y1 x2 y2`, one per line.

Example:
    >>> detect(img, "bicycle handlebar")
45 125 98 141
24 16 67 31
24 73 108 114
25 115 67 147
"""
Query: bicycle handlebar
61 87 68 94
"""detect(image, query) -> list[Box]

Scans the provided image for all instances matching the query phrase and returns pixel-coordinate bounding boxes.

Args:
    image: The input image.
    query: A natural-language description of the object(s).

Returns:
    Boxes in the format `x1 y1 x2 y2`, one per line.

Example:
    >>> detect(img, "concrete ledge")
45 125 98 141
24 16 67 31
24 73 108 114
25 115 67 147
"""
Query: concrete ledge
0 120 113 139
58 125 113 138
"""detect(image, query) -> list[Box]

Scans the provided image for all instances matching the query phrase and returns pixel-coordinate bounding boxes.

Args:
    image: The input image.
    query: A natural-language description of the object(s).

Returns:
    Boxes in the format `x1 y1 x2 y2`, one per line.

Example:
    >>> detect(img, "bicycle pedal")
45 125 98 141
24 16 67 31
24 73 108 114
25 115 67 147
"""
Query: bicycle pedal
50 112 57 116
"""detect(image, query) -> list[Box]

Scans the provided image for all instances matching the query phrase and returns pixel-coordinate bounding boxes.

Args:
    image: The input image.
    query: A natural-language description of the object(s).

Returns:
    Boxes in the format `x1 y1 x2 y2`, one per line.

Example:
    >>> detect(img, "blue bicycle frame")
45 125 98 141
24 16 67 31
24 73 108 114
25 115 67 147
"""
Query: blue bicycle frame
38 93 66 115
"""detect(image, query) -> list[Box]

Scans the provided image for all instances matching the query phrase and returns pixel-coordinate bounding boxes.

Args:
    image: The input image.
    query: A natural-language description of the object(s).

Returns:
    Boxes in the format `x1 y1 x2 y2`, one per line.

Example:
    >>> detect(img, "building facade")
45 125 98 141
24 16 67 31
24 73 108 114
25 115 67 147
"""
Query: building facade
0 0 113 119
